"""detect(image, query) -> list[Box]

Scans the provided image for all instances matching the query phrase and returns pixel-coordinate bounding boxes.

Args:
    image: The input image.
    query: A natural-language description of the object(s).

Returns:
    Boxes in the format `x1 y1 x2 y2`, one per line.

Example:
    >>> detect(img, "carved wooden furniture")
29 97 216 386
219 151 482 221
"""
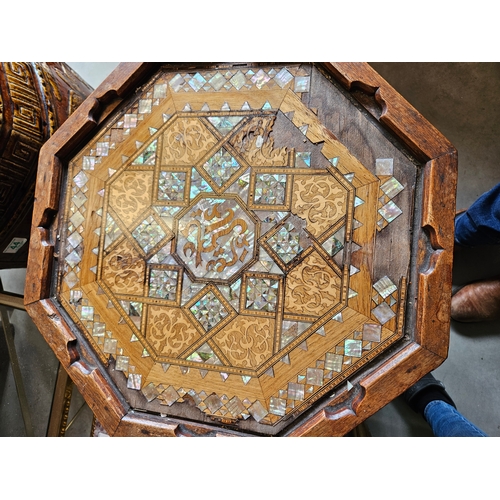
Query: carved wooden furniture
0 62 92 269
25 63 457 436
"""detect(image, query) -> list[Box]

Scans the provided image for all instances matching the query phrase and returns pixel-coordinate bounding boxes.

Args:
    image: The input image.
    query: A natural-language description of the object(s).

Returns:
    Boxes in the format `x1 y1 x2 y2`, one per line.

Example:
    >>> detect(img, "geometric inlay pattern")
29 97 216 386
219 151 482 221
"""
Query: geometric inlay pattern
189 290 228 331
58 63 409 434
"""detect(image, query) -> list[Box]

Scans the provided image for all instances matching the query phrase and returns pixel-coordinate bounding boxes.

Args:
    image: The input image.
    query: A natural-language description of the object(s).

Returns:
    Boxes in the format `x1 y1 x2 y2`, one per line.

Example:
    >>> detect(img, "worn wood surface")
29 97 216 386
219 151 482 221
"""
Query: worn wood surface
322 62 456 162
415 153 458 359
25 62 457 437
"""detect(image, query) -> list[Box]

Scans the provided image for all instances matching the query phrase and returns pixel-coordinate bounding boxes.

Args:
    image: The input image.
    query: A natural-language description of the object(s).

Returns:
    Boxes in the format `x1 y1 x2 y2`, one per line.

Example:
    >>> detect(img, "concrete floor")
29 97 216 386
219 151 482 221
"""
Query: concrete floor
1 62 499 437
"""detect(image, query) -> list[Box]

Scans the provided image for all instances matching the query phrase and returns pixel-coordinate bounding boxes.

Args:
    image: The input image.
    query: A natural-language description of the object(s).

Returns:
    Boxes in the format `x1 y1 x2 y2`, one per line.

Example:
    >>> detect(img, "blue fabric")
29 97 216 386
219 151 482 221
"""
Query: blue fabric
455 182 500 246
423 400 487 437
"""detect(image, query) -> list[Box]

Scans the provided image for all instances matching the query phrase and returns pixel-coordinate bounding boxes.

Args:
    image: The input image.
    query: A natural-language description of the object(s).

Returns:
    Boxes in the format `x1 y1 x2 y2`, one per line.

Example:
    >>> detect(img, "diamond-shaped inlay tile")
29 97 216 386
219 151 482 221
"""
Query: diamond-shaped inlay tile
373 276 398 299
275 68 293 88
65 249 82 267
72 191 87 209
269 397 286 416
375 158 394 176
306 367 323 386
210 73 227 91
132 140 157 165
267 222 304 264
294 76 310 93
190 290 228 331
372 302 396 325
149 269 178 300
288 382 305 401
251 69 271 89
132 215 167 254
205 393 223 413
127 373 142 390
188 73 206 92
254 173 287 205
344 339 362 358
69 211 85 228
379 200 403 223
158 172 186 201
325 352 343 372
73 171 88 188
203 147 241 187
229 71 246 90
363 323 382 342
246 277 279 312
381 177 404 198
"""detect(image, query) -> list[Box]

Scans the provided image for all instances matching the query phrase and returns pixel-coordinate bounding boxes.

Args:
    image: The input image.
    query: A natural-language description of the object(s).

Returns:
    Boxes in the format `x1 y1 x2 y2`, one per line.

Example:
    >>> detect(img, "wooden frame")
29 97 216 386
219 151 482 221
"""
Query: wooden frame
25 63 457 436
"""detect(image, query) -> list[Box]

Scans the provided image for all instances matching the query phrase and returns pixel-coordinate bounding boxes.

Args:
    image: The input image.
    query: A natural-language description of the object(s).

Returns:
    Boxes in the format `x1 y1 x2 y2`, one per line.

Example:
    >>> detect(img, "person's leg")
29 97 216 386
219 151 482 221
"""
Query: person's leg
423 400 487 437
451 275 500 322
452 182 500 322
403 372 487 437
455 182 500 246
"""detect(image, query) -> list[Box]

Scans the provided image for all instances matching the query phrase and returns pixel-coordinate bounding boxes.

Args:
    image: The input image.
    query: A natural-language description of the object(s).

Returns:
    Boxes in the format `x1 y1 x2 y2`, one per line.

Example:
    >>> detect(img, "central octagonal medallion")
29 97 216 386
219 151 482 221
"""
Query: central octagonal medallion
175 195 257 282
57 64 410 433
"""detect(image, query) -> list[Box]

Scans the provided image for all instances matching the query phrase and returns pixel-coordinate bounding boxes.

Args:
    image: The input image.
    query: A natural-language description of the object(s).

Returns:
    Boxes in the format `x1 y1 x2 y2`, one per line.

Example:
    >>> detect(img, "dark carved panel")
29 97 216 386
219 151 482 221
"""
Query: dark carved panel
0 62 92 268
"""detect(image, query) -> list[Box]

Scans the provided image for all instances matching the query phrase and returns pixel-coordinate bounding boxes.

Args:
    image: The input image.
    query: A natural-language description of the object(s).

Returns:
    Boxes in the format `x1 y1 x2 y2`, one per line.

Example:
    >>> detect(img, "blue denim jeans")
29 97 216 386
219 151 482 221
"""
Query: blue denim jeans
455 182 500 246
424 400 487 437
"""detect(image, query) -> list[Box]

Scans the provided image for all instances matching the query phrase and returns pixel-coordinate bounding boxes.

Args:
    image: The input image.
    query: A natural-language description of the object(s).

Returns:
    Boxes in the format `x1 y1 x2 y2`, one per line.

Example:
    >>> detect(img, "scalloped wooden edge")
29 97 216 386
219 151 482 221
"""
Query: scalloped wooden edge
25 62 458 437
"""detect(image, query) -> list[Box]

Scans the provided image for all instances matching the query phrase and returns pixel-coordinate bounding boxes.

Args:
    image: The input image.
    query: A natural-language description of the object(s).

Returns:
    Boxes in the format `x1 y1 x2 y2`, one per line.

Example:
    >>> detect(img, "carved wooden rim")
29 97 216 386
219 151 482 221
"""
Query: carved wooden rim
25 63 457 436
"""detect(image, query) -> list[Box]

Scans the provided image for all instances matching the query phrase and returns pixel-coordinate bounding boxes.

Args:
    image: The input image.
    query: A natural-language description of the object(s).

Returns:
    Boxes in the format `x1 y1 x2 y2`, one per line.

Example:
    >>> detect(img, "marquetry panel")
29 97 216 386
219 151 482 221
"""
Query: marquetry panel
49 63 421 435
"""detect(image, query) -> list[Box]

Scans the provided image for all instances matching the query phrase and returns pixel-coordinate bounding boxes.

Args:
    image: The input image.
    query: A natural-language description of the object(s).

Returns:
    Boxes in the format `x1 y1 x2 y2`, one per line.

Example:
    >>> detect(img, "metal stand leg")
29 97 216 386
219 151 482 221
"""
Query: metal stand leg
1 276 95 437
46 364 73 437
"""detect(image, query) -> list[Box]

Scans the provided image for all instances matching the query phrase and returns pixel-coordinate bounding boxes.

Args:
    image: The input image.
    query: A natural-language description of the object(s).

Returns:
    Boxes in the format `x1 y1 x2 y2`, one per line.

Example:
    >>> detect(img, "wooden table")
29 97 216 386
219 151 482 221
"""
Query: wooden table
25 63 457 436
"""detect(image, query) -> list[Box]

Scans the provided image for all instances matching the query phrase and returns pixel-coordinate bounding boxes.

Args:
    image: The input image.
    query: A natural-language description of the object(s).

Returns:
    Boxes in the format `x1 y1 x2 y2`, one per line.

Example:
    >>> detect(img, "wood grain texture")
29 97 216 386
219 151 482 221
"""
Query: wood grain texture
415 153 458 358
0 291 25 310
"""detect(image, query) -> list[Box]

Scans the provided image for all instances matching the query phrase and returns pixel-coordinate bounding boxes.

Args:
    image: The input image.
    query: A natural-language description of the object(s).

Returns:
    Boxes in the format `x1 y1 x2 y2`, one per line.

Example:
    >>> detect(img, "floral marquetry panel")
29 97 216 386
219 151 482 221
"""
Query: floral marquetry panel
26 63 457 436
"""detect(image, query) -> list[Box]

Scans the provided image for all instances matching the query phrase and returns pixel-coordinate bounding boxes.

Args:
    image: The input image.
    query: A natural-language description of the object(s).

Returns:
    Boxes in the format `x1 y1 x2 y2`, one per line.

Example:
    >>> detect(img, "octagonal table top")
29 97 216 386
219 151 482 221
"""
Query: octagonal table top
25 63 457 436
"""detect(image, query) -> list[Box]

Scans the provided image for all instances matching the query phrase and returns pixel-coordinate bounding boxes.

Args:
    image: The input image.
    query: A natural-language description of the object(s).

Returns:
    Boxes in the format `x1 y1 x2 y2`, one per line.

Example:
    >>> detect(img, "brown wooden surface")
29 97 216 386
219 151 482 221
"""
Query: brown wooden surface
113 413 242 437
25 62 457 436
416 153 458 359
